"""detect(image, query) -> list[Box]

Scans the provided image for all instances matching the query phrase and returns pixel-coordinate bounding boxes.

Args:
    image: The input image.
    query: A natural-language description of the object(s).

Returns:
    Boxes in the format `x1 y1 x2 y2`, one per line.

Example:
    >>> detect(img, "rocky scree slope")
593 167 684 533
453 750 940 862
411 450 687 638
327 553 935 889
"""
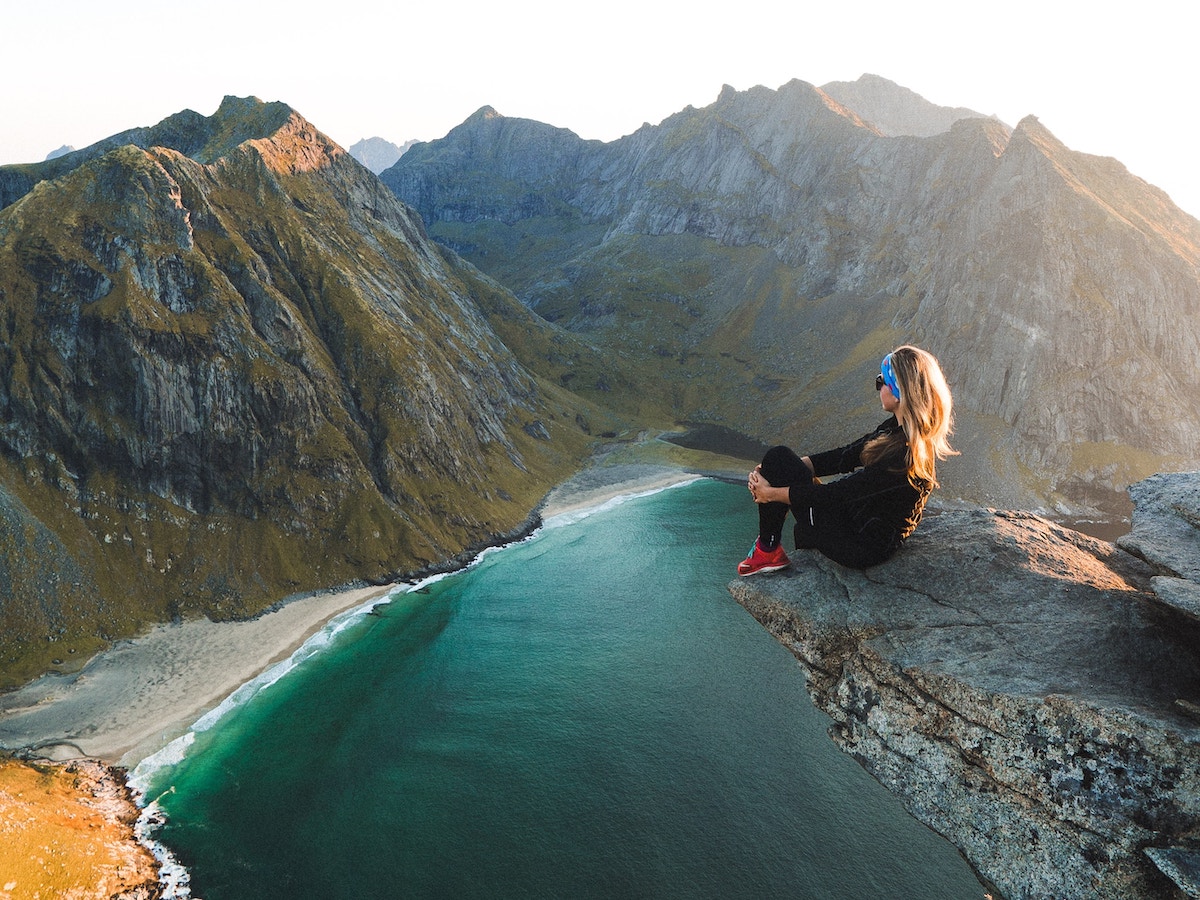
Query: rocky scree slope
730 471 1200 900
0 96 613 687
383 76 1200 515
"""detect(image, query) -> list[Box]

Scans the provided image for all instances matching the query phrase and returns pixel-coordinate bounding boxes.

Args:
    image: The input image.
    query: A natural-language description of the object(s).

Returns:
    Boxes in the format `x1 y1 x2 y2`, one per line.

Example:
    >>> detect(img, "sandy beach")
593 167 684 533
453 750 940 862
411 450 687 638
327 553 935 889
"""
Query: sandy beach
0 459 710 771
539 462 703 521
0 583 397 768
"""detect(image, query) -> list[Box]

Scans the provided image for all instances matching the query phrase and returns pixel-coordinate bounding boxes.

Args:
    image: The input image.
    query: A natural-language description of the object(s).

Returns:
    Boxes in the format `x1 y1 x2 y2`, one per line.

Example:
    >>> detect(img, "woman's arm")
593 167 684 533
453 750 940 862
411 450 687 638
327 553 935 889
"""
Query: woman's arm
808 417 899 477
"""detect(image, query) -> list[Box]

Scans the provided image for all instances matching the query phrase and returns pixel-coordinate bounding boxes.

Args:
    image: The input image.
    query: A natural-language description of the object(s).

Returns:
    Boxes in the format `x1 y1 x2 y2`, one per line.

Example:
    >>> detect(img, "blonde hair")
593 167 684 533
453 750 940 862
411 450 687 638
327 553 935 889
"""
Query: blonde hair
863 345 957 487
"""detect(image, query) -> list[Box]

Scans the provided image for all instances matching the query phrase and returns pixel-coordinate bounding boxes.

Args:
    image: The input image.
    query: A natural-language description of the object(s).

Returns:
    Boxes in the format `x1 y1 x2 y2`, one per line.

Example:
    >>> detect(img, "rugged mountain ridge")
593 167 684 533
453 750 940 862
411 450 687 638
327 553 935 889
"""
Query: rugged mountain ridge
382 76 1200 514
0 97 299 212
0 96 615 686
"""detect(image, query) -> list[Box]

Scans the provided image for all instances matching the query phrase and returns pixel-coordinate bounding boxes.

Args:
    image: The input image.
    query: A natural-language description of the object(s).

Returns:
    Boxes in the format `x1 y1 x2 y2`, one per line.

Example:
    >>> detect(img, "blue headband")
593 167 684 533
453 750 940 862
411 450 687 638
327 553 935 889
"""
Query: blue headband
880 354 901 400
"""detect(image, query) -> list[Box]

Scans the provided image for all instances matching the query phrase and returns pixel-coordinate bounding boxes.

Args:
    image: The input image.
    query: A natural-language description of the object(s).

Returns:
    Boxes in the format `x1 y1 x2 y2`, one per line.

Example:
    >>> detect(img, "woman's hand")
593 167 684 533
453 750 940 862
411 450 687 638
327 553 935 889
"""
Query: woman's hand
748 466 786 504
747 465 762 501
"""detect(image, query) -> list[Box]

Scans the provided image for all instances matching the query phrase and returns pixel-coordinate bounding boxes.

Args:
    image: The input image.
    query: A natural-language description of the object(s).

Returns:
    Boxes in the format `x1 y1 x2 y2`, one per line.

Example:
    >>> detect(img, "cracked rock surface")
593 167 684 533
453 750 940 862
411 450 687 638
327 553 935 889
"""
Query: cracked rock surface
730 477 1200 899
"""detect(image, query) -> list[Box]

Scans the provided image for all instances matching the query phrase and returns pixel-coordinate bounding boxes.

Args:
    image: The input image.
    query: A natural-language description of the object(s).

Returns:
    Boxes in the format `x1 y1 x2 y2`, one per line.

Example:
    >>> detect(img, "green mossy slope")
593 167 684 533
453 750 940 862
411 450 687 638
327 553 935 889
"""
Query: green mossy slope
0 100 620 688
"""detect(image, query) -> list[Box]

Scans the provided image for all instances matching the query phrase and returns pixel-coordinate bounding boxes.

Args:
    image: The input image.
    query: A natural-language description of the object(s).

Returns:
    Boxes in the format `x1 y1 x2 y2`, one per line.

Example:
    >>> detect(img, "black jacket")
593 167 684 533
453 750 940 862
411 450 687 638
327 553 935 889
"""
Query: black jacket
791 416 932 568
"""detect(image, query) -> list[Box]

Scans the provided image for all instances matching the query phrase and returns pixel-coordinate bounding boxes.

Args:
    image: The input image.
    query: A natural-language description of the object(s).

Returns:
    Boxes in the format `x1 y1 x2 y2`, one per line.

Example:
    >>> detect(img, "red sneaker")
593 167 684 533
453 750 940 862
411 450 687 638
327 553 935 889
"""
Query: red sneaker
737 541 790 576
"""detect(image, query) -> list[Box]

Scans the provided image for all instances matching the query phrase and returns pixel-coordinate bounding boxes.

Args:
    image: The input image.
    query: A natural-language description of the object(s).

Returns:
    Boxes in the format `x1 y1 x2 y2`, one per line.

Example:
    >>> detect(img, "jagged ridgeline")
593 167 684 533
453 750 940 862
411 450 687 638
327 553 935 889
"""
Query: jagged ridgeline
0 96 622 686
382 76 1200 513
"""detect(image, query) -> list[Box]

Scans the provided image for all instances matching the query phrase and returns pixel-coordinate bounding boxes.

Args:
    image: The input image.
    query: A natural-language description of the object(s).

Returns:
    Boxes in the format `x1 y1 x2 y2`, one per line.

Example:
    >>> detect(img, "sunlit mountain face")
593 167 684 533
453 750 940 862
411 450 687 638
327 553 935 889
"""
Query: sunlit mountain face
382 77 1200 516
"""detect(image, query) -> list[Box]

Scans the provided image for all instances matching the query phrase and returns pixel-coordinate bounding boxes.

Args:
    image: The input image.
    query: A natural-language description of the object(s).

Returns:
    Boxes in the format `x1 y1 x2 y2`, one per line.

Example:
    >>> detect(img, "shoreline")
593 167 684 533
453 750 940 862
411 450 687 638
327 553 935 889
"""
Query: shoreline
0 582 397 768
0 451 730 898
0 461 708 772
539 463 704 521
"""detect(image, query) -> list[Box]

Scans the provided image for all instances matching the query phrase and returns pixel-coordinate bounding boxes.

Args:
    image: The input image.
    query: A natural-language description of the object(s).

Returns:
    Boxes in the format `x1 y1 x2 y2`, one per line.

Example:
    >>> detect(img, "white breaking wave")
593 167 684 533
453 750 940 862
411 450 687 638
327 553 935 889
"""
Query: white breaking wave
128 589 396 797
127 586 402 898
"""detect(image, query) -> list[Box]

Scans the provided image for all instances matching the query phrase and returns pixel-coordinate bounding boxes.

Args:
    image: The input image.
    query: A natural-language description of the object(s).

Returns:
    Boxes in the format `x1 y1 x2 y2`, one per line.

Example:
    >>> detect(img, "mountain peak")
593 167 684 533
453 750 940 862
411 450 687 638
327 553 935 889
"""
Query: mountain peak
821 74 995 137
240 108 345 175
350 137 417 175
212 94 276 117
0 96 339 211
1013 113 1047 133
194 95 305 163
1004 113 1200 251
468 106 503 123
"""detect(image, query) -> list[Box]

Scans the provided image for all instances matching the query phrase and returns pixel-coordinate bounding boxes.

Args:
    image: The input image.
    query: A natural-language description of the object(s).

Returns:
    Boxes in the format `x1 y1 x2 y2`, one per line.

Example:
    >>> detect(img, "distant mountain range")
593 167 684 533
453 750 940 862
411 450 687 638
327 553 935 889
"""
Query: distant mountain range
382 75 1200 516
2 76 1198 686
349 136 418 174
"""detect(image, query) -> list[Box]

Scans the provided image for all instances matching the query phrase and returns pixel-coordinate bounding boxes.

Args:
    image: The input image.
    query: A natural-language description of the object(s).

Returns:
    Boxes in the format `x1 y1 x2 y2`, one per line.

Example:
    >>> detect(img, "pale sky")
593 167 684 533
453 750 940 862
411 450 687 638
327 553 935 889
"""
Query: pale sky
3 0 1197 217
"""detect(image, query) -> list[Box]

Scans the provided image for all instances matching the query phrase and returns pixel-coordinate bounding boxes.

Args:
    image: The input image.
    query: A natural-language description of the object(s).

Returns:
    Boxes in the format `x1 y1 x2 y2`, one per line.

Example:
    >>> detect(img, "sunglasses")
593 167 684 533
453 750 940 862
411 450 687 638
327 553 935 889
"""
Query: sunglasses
875 374 885 391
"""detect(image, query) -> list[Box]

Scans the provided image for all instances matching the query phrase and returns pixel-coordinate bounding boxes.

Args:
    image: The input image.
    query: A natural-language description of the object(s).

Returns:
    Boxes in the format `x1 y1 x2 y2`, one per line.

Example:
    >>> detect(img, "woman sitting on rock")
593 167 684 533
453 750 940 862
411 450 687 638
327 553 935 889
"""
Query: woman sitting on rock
739 344 956 574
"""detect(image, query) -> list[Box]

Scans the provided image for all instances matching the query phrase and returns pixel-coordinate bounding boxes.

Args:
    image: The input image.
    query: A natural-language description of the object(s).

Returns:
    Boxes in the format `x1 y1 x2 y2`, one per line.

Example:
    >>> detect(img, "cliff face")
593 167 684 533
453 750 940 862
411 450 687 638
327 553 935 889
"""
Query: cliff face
383 76 1200 513
0 97 612 686
729 472 1200 899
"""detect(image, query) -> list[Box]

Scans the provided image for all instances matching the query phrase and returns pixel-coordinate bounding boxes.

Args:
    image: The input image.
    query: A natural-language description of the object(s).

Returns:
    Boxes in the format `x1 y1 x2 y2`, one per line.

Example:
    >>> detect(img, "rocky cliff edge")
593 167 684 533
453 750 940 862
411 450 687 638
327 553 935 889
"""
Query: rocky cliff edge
729 472 1200 899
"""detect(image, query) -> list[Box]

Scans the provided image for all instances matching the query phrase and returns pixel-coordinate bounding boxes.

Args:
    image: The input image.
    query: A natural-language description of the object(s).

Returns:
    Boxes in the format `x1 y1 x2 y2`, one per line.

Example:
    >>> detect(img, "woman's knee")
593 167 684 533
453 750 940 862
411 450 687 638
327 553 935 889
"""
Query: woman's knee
761 445 811 485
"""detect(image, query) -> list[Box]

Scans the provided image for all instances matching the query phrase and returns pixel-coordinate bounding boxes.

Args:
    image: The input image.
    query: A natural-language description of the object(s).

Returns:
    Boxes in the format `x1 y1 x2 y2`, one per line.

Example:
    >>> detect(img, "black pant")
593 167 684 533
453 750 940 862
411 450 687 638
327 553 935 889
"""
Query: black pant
757 446 817 549
758 445 897 568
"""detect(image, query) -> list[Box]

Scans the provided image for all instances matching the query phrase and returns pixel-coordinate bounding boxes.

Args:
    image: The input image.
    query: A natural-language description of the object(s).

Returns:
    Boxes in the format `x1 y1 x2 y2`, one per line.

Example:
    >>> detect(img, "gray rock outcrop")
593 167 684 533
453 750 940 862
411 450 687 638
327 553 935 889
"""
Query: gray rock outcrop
729 472 1200 899
820 73 996 137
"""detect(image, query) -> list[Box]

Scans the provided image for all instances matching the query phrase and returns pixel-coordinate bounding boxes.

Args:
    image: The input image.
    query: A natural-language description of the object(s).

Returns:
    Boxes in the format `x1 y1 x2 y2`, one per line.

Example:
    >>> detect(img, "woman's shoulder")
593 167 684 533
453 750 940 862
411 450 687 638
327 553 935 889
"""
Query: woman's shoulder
875 415 902 435
859 416 902 443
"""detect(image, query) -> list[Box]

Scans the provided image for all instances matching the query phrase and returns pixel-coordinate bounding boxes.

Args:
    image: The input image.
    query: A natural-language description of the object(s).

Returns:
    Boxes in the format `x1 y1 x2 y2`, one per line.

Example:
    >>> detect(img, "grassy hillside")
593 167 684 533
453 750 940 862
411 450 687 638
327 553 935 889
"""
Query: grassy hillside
0 101 629 688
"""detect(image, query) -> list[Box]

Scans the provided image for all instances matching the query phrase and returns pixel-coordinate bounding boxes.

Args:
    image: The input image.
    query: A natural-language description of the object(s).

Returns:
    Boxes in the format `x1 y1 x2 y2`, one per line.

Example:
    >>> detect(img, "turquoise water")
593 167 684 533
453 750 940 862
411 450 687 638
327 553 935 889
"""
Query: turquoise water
138 479 985 898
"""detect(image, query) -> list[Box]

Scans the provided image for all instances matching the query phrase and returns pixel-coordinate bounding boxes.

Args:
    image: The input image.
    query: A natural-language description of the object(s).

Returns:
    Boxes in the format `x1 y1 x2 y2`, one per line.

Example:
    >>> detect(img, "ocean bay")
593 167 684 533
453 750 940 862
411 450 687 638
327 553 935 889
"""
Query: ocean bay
139 478 986 898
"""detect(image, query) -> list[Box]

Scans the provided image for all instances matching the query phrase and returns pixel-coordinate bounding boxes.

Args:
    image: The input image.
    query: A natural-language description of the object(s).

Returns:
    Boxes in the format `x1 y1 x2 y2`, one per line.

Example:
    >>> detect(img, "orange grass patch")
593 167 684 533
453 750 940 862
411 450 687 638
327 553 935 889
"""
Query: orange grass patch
0 757 159 899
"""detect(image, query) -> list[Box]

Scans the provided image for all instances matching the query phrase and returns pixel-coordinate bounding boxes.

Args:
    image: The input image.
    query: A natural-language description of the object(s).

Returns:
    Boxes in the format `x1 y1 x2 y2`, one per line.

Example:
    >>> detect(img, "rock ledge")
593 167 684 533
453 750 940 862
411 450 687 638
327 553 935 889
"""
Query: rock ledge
730 473 1200 899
